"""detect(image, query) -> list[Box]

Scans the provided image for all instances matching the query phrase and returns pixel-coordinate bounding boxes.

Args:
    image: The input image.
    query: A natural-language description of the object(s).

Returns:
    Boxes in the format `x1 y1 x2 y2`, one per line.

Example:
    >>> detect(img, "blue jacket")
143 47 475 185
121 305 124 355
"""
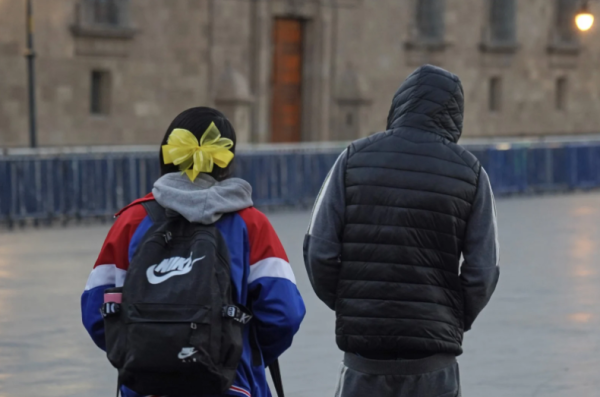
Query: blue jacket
81 193 306 397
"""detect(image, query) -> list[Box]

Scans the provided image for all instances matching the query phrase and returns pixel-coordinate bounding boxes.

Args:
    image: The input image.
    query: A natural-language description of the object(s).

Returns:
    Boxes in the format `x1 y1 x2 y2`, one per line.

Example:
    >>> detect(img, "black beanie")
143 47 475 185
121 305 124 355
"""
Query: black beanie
159 107 237 181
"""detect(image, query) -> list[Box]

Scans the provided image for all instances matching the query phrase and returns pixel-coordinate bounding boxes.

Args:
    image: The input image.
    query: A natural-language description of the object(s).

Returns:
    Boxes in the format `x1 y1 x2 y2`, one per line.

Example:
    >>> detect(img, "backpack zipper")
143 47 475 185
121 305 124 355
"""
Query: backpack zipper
148 229 215 248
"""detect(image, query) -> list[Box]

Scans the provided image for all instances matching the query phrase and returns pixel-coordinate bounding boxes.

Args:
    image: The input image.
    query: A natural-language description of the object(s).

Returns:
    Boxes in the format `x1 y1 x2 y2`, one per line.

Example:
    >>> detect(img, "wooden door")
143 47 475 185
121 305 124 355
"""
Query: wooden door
270 19 303 143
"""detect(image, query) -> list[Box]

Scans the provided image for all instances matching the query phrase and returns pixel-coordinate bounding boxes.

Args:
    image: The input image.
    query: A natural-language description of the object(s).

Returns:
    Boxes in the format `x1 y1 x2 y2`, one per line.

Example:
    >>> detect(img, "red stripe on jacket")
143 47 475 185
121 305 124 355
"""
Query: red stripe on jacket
94 194 152 271
238 207 289 266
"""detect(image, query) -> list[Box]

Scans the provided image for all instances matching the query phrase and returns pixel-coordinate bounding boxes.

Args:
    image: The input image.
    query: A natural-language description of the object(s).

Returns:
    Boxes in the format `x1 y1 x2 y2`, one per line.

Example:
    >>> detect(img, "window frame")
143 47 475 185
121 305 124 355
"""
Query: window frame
71 0 135 39
489 76 503 113
416 0 445 43
555 76 568 111
481 0 518 53
93 0 121 27
90 69 112 116
406 0 448 51
548 0 581 54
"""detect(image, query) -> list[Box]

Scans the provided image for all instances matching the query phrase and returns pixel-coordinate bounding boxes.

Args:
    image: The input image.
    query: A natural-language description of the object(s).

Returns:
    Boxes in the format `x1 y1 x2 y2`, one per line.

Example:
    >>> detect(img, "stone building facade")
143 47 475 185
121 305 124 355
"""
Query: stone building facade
1 0 599 147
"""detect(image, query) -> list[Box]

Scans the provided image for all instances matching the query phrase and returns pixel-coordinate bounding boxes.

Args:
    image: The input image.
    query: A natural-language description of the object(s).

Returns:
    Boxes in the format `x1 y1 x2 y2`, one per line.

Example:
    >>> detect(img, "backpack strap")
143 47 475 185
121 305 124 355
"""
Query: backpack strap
247 324 285 397
245 298 264 367
249 325 262 366
115 379 122 397
222 305 253 324
269 359 285 397
141 200 167 223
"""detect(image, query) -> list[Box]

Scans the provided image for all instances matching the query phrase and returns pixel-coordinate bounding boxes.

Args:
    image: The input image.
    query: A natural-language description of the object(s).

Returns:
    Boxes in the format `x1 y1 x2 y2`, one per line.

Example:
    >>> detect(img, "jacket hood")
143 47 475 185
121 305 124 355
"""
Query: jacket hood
152 173 253 224
386 64 464 143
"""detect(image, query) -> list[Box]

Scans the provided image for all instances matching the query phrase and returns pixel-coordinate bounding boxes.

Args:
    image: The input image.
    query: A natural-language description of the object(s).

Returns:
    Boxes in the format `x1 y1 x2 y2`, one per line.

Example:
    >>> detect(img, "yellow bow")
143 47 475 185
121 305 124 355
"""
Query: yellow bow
161 122 234 182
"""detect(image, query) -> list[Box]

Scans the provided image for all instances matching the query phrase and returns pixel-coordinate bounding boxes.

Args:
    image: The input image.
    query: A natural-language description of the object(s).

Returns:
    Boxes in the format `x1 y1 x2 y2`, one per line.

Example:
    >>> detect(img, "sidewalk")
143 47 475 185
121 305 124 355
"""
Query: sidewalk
1 192 600 396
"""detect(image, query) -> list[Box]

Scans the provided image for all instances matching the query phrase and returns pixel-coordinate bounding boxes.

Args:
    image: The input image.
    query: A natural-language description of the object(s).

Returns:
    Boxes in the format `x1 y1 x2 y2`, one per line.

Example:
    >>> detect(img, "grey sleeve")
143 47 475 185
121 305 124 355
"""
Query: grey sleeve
461 167 500 331
303 150 347 311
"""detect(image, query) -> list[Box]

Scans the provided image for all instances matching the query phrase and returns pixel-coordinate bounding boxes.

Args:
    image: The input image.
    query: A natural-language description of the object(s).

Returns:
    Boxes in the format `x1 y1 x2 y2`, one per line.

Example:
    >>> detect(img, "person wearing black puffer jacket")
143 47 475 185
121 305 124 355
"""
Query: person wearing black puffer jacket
304 65 500 397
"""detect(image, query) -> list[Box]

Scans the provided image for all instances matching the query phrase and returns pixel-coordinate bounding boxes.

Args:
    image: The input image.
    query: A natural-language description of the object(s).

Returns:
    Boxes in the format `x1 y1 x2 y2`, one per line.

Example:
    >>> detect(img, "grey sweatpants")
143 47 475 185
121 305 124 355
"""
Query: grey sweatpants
335 353 461 397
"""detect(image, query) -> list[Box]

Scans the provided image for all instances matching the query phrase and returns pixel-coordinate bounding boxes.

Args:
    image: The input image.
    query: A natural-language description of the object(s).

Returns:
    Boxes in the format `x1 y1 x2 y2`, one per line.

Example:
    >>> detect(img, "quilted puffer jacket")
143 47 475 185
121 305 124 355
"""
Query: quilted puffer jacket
337 65 482 356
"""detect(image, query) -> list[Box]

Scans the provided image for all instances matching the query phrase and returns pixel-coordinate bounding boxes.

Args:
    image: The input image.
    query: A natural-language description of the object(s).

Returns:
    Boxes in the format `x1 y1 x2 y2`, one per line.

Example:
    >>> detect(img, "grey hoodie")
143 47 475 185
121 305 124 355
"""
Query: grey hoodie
152 173 254 224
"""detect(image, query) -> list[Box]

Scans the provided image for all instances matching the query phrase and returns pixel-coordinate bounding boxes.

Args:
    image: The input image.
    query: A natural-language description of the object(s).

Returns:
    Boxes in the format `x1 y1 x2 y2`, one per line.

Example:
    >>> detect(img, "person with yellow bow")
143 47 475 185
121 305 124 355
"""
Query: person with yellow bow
81 107 306 397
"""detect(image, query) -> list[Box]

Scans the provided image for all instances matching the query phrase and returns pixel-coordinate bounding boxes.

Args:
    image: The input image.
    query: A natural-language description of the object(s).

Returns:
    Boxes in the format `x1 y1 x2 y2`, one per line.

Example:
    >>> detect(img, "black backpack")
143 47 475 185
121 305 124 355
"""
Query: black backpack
102 201 259 396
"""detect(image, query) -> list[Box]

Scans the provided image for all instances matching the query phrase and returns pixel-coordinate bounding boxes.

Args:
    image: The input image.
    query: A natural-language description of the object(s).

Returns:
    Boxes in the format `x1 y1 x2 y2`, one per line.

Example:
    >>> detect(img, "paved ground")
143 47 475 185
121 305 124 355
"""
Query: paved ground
1 192 600 397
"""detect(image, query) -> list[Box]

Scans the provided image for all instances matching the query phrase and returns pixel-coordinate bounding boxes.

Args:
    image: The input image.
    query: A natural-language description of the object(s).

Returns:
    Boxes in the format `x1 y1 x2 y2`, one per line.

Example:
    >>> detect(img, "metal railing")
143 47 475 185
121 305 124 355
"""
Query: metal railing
0 145 343 225
2 140 600 225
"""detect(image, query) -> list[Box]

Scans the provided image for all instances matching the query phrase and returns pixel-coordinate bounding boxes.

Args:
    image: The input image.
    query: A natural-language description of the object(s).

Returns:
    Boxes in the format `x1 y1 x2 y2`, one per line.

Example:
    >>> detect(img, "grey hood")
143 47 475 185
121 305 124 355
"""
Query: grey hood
152 173 253 224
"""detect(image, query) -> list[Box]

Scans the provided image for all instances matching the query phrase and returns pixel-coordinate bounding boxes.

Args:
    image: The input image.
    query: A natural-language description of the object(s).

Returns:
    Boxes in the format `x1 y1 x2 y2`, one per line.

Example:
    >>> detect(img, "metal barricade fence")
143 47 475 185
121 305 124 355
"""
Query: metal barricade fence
2 141 600 224
0 153 159 223
0 146 343 224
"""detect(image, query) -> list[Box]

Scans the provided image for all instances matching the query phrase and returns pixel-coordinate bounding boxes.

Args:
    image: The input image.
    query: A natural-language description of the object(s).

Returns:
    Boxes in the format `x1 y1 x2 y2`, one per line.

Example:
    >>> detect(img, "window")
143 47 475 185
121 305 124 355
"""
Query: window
556 77 568 110
489 0 517 44
346 112 354 127
489 77 502 112
93 0 121 26
416 0 445 42
555 0 579 44
90 70 111 115
72 0 134 38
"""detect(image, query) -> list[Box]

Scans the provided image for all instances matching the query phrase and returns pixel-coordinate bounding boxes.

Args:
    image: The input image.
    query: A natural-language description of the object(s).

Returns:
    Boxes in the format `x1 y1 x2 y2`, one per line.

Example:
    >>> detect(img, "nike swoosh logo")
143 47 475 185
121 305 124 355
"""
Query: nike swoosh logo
178 349 198 359
146 256 205 284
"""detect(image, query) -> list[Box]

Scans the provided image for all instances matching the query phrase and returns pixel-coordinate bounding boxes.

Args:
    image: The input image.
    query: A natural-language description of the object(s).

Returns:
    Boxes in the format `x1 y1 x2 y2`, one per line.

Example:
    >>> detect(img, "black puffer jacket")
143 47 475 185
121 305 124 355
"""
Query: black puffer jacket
336 65 481 356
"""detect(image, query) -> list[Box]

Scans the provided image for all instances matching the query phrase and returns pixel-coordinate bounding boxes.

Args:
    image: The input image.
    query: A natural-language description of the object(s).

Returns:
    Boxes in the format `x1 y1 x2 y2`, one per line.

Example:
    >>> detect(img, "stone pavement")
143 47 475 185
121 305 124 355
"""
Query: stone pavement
1 192 600 397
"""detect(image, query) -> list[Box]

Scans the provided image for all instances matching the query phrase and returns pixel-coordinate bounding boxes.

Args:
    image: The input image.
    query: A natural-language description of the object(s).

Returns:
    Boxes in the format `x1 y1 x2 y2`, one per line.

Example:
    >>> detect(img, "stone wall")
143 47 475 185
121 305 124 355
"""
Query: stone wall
0 0 211 147
1 0 600 147
336 0 600 138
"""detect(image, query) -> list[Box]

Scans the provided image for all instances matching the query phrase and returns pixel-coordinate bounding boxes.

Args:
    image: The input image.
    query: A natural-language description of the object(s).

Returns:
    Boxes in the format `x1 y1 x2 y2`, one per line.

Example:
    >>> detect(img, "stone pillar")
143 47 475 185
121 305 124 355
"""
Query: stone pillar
302 6 336 141
334 66 372 140
249 0 271 143
214 64 255 143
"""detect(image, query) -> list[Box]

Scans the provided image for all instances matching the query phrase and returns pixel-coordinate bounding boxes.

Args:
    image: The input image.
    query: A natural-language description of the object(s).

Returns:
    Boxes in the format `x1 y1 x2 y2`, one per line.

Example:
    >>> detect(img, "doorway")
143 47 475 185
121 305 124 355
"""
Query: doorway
270 18 304 143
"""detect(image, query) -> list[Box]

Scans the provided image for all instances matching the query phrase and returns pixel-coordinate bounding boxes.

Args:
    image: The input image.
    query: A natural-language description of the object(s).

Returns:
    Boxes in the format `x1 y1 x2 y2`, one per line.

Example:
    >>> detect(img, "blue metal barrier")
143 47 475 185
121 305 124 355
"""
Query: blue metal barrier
2 141 600 224
0 153 159 223
0 148 342 224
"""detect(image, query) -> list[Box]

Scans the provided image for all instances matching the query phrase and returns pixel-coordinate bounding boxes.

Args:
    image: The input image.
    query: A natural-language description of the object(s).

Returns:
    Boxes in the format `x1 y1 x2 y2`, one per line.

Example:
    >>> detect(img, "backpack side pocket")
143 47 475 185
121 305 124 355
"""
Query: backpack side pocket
103 287 127 368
